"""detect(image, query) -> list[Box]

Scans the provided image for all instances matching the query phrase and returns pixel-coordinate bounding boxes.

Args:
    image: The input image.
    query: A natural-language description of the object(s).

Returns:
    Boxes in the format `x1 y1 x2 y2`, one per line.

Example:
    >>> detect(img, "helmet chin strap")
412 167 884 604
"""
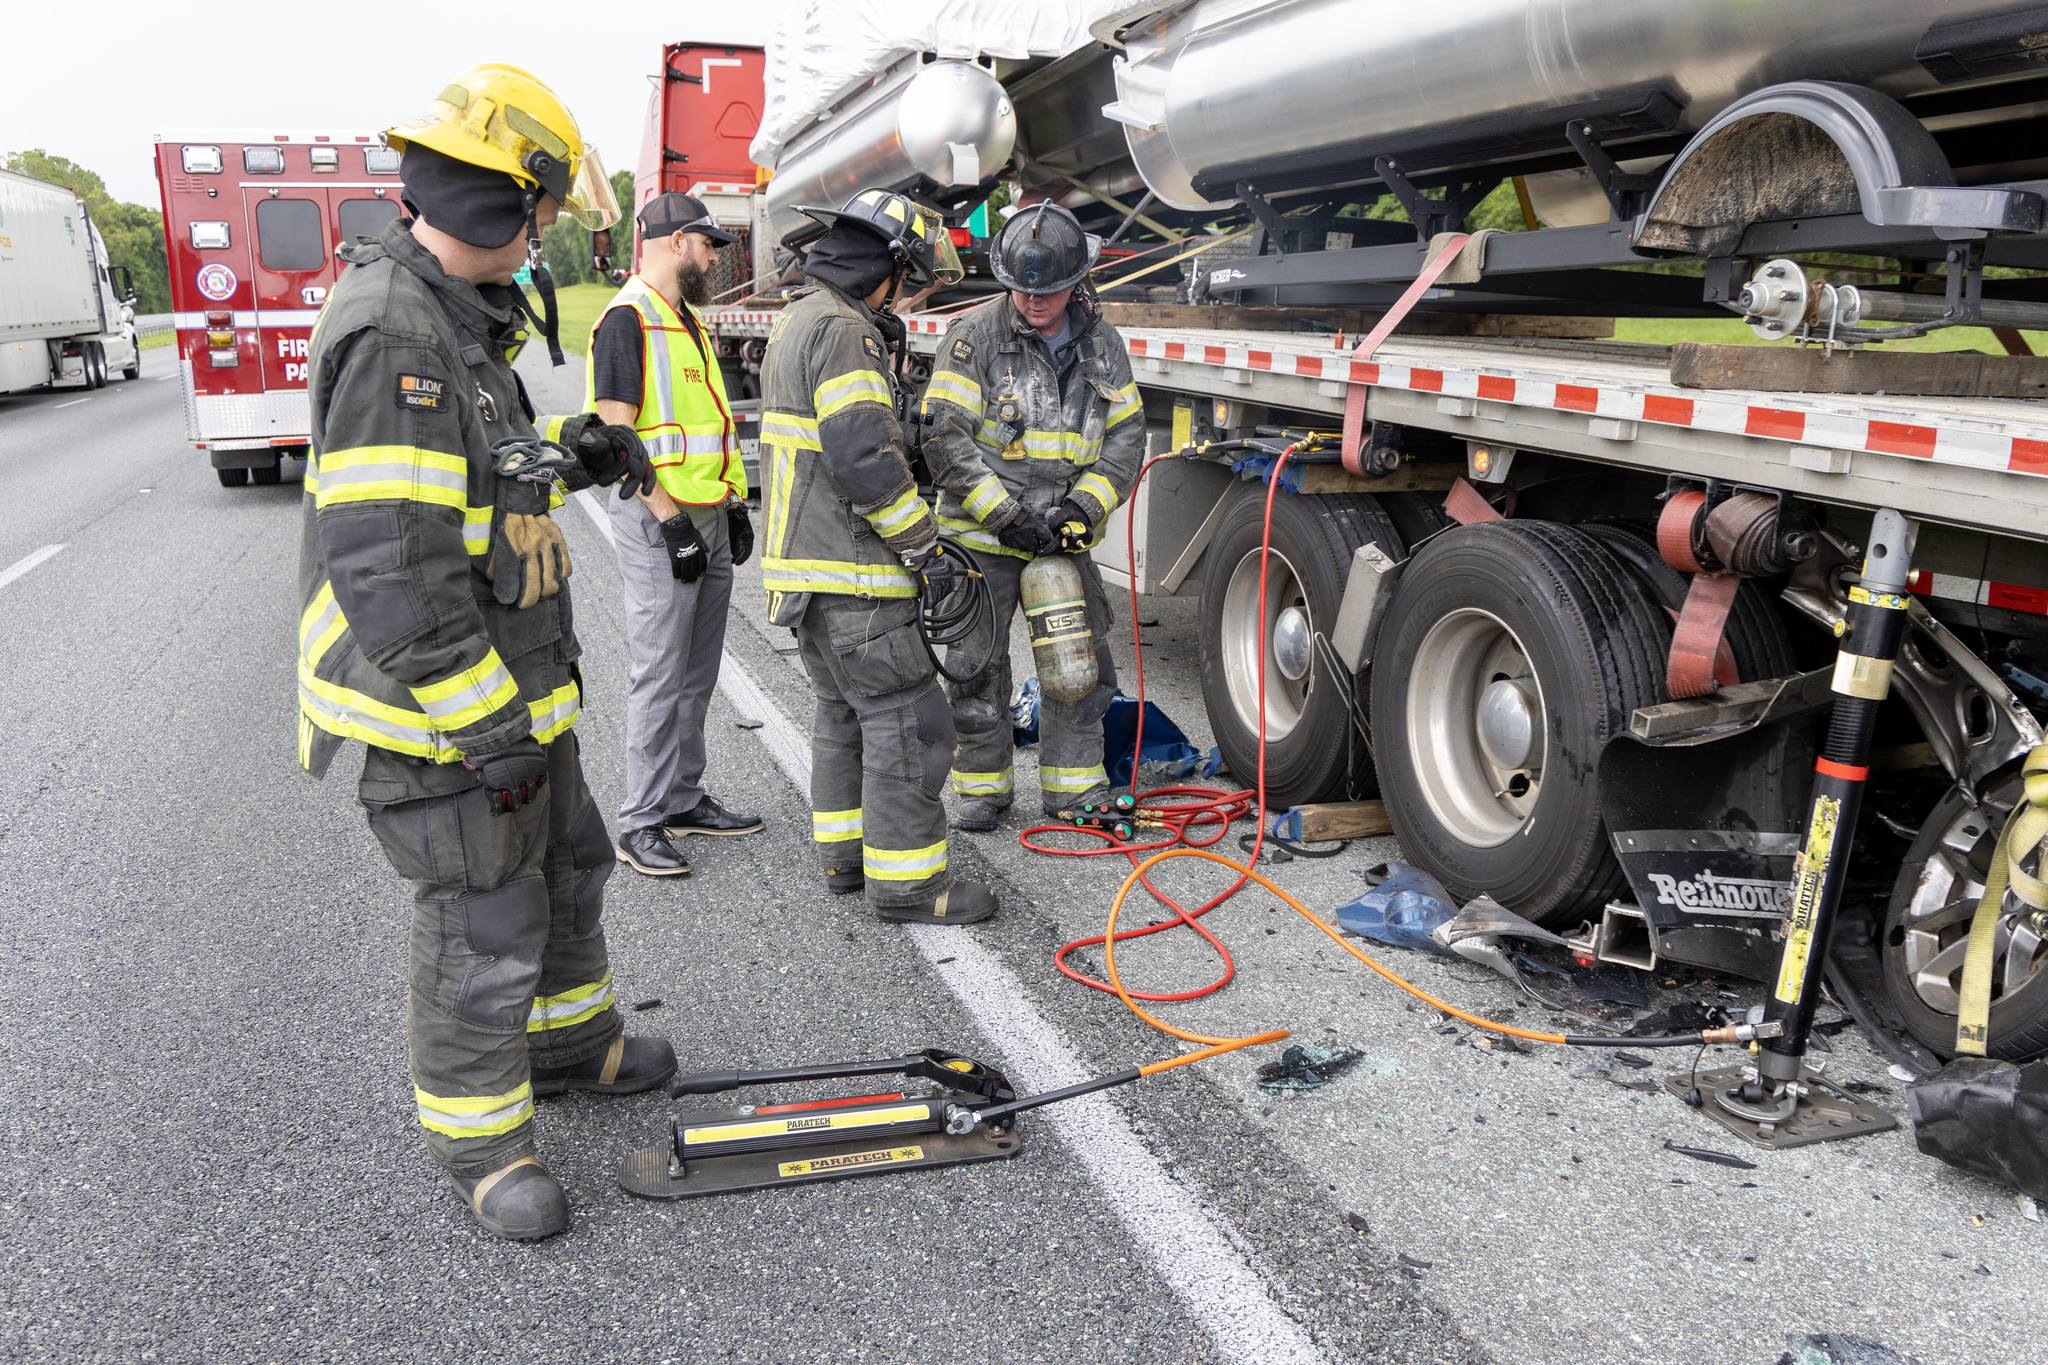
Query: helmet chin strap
522 189 566 367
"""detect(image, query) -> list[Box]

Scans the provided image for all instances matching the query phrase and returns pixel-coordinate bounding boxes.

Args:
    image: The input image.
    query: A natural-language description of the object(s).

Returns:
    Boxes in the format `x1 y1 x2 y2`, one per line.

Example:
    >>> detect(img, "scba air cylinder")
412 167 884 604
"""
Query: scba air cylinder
1020 554 1097 704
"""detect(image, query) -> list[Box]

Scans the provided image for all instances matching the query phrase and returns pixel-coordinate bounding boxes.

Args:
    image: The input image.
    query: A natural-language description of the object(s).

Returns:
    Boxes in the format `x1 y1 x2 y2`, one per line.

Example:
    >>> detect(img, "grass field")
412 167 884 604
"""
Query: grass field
1613 315 2048 353
549 282 614 357
551 280 2047 358
139 329 176 351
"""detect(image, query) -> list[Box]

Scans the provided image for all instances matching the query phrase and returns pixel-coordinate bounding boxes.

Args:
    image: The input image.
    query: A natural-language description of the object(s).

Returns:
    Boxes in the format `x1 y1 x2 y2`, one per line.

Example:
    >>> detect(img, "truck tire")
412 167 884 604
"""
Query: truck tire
216 467 249 488
122 342 140 381
1883 775 2048 1061
85 342 108 390
1198 482 1404 805
251 460 283 486
1369 520 1669 926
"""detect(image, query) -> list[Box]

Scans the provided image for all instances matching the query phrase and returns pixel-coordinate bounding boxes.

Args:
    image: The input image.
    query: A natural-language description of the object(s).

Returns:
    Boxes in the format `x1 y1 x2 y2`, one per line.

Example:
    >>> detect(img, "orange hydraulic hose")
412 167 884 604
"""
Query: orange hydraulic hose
1106 846 1576 1060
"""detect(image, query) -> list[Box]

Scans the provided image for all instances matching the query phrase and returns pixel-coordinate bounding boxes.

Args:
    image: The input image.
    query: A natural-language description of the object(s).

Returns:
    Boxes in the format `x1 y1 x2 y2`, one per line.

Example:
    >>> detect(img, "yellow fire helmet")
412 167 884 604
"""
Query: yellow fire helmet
384 64 619 231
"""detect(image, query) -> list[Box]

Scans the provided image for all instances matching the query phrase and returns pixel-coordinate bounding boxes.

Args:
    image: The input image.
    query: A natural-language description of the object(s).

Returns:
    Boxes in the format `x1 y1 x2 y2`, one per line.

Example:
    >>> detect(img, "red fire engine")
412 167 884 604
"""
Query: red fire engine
152 131 403 488
629 42 765 273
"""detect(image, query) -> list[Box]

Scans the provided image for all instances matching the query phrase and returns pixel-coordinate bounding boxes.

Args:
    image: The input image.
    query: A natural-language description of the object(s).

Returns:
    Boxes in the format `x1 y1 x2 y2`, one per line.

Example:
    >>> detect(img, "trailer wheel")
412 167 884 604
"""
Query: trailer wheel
1883 775 2048 1061
1369 520 1669 926
216 467 249 489
85 343 108 390
250 460 283 486
1198 482 1404 805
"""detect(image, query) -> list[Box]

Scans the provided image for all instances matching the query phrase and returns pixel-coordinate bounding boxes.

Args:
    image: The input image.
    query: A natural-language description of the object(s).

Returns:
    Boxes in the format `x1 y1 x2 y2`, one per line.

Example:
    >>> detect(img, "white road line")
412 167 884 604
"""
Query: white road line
53 397 90 409
154 374 177 382
0 544 66 593
575 487 1328 1365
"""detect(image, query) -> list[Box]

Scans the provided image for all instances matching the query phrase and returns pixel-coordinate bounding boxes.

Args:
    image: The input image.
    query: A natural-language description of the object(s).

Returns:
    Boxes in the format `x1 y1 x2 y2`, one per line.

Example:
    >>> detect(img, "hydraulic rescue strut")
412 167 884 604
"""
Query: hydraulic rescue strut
1681 510 1916 1148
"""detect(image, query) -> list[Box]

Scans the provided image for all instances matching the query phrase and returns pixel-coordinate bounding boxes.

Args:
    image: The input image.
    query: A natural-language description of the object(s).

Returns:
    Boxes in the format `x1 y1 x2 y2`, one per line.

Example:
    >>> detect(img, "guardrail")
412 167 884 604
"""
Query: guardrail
134 313 172 338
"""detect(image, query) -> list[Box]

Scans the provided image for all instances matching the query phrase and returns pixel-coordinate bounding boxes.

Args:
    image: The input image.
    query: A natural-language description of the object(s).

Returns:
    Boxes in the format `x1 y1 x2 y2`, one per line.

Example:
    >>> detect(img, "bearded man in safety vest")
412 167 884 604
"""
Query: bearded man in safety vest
586 193 763 878
922 202 1144 831
757 188 997 925
298 65 677 1242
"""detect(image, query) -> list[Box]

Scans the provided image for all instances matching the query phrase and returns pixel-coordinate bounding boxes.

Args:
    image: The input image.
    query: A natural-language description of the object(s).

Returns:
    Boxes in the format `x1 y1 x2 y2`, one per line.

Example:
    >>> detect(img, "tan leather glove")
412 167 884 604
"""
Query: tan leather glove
489 513 573 609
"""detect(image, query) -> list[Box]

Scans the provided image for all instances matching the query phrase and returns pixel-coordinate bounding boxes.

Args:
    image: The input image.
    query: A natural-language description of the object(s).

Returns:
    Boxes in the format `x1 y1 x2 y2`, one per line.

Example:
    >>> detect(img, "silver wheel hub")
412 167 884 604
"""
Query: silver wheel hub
1218 549 1318 744
1476 679 1537 770
1900 793 2047 1017
1273 607 1312 682
1403 608 1547 848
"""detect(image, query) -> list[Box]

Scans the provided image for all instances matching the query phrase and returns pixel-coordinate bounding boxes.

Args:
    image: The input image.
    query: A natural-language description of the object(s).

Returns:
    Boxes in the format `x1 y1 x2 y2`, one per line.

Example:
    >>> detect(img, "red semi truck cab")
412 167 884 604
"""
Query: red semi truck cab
631 43 765 272
152 130 403 488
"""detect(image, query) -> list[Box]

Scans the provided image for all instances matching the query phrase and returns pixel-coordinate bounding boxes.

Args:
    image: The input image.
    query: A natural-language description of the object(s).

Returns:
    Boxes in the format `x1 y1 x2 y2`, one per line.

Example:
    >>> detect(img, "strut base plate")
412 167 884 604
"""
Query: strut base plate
620 1126 1019 1200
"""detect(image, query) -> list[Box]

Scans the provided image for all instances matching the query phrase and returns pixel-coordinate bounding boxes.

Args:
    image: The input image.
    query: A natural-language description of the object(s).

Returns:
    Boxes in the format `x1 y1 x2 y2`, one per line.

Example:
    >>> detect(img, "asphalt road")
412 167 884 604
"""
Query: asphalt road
0 355 2037 1365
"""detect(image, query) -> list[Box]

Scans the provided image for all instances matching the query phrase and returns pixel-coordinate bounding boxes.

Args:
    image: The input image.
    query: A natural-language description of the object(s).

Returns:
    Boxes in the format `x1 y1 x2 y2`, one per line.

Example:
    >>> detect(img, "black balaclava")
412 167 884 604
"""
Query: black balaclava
803 223 897 302
398 143 528 248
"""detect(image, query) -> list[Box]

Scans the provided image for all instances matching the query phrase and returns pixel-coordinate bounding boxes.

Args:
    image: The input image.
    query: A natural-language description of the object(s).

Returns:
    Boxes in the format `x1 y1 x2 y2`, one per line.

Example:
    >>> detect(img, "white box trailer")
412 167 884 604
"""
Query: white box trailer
0 167 140 396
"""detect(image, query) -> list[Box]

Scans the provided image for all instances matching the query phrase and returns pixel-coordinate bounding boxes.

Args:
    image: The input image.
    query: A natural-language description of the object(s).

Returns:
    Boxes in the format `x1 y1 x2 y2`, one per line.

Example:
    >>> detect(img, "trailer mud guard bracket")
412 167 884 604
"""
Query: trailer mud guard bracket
1633 81 2043 259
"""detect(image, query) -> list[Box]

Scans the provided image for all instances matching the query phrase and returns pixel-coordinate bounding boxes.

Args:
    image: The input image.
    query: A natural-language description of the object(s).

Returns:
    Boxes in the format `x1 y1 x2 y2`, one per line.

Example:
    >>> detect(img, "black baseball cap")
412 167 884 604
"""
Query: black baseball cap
638 192 738 245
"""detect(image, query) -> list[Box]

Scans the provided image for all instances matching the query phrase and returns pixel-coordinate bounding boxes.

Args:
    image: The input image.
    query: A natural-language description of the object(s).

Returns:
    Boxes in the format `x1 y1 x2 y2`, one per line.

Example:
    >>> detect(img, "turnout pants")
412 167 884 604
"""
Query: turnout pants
796 596 956 909
359 733 621 1177
948 552 1117 814
609 498 734 831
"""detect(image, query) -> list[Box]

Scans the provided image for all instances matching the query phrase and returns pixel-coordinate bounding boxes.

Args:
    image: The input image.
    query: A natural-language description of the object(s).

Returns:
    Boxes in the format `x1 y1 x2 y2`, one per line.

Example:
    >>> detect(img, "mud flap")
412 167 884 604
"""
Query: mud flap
1599 725 1805 979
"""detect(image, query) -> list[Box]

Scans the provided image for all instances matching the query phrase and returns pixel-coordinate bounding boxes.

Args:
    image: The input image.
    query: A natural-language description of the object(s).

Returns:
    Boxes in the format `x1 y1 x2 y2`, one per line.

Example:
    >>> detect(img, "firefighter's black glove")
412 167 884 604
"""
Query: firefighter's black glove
662 513 708 584
1045 499 1093 553
464 738 548 815
727 504 754 567
570 416 657 500
906 542 964 599
996 511 1058 556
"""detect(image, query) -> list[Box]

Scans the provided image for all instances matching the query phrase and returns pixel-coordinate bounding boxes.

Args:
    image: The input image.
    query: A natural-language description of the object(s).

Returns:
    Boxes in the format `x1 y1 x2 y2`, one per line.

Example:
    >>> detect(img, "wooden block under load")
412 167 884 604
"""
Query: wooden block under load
1284 801 1394 840
1669 342 2048 398
1096 303 1613 340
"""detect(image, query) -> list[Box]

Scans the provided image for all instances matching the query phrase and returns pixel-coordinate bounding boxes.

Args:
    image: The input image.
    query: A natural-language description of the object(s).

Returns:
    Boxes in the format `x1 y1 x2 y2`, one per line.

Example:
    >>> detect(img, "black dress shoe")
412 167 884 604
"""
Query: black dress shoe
618 826 689 877
662 795 765 838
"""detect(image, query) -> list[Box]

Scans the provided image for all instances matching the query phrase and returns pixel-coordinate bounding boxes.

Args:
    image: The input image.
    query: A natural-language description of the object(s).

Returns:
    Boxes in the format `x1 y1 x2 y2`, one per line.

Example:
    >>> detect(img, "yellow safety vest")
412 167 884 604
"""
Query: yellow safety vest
585 278 746 506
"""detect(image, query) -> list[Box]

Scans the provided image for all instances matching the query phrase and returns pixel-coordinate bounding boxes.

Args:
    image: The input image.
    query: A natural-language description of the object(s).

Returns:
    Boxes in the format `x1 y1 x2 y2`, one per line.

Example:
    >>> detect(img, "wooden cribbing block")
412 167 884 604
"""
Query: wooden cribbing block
1281 801 1393 841
1670 342 2048 398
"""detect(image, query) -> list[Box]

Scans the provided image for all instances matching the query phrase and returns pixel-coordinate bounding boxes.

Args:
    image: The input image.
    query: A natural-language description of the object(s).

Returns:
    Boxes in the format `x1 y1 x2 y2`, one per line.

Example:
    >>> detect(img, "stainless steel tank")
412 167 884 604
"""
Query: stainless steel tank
764 60 1016 244
1108 0 2048 211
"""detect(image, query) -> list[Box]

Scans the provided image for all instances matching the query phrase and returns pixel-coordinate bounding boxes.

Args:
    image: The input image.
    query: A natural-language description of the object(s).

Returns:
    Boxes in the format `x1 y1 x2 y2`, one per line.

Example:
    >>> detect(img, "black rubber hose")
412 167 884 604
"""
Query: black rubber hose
919 535 996 684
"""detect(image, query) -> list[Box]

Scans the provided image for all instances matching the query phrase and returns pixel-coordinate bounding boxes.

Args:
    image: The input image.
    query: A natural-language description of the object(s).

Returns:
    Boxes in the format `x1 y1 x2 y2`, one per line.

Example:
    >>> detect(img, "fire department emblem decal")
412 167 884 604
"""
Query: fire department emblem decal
196 263 237 302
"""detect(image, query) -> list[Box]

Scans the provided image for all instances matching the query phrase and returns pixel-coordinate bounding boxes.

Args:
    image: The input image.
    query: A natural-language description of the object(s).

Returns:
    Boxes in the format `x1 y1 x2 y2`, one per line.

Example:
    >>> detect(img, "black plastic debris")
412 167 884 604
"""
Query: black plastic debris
1255 1043 1366 1093
1774 1331 1923 1365
1662 1138 1757 1170
1624 1003 1727 1037
631 998 664 1012
734 714 764 730
1908 1056 2048 1202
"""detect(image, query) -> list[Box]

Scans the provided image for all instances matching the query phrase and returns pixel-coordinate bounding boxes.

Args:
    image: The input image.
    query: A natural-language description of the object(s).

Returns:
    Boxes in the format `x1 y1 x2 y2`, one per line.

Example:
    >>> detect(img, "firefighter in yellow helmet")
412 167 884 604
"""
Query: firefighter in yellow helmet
298 64 673 1242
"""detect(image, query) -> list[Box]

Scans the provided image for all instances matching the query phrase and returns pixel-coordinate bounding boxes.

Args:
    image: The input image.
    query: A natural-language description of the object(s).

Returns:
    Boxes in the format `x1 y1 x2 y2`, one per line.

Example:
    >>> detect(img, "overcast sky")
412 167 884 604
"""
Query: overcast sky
3 2 797 207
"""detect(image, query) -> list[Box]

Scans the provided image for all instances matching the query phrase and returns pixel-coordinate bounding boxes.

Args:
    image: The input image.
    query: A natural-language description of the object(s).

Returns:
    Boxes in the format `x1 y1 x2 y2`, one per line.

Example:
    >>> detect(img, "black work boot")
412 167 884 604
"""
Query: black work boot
951 797 1009 833
823 865 864 896
618 826 689 877
450 1157 569 1242
532 1034 678 1097
662 795 765 838
877 879 998 925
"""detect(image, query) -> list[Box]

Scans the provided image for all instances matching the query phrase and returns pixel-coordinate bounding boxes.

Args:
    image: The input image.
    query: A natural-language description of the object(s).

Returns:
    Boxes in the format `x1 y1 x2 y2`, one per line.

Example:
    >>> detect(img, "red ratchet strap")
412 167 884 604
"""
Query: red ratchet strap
1340 233 1473 476
1657 490 1740 699
1443 476 1503 525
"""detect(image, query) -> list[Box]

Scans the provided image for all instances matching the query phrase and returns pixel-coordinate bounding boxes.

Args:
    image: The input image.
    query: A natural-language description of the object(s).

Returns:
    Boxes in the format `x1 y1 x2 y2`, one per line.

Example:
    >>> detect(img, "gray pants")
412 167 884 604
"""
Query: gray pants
947 552 1117 814
609 497 733 832
359 733 620 1177
796 596 956 908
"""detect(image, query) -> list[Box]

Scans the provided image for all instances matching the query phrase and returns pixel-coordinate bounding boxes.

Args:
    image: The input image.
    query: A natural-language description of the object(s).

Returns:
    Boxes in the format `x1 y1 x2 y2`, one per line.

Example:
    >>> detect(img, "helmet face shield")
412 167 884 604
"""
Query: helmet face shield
919 207 964 286
559 147 619 231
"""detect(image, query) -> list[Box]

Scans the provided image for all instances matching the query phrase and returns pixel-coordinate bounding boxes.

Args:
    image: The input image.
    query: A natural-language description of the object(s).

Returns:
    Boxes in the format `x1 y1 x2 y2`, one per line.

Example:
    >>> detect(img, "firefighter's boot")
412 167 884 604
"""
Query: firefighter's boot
951 796 1010 834
877 878 998 926
531 1034 678 1097
452 1157 569 1242
824 865 865 896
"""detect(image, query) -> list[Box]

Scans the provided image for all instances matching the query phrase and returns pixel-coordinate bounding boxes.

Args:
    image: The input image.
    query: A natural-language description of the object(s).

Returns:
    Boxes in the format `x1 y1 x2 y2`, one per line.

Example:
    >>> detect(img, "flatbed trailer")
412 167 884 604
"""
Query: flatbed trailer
706 296 2048 1064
